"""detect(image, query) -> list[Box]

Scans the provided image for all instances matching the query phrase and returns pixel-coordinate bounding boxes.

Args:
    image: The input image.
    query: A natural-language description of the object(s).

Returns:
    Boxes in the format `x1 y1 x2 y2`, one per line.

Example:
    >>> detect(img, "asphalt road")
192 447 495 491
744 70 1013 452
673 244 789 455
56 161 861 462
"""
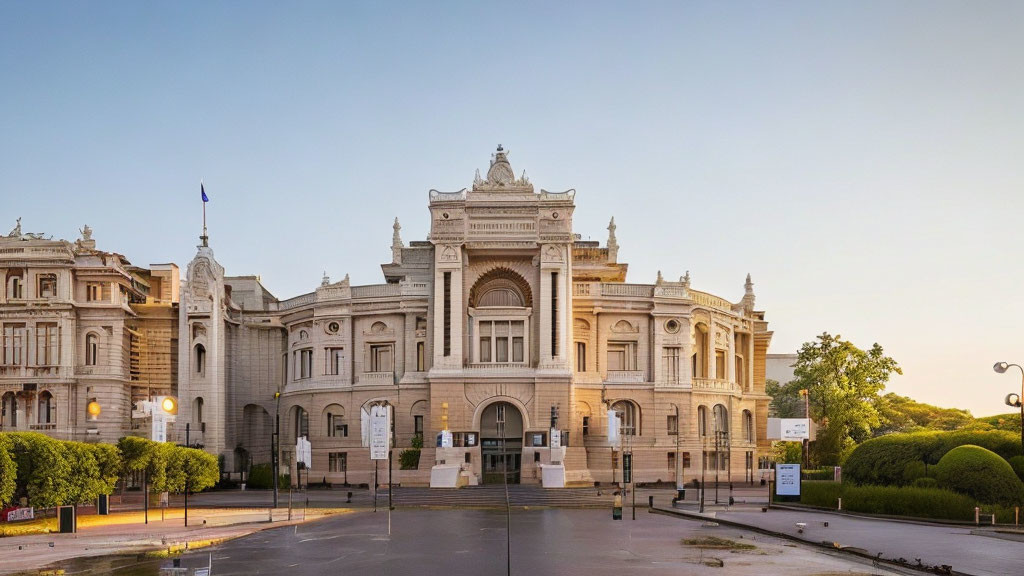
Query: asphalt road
162 508 903 576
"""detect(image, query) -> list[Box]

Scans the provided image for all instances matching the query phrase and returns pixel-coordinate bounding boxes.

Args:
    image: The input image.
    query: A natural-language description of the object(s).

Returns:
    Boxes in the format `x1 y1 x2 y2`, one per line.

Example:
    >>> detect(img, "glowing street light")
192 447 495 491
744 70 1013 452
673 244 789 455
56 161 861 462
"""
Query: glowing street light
993 362 1024 452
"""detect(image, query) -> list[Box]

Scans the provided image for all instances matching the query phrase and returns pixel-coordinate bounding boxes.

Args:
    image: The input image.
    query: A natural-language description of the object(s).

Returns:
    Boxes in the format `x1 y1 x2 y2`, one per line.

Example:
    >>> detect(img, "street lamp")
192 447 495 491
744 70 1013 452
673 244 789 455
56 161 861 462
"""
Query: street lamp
993 362 1024 452
273 391 281 509
799 389 810 470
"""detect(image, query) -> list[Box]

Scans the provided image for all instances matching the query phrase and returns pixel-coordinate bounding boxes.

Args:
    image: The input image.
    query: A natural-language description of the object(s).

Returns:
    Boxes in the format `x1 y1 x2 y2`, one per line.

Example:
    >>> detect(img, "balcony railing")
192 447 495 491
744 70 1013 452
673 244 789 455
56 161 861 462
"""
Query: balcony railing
692 378 740 393
604 370 646 383
358 371 395 385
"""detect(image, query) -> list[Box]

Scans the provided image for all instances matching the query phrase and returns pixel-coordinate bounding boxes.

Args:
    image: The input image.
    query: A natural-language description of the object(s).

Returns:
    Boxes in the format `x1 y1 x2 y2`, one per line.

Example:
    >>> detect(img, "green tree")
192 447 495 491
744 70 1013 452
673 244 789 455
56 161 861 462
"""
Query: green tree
91 442 122 495
181 447 219 493
766 379 806 418
6 432 73 507
0 434 16 506
65 441 104 505
873 393 973 434
791 333 901 465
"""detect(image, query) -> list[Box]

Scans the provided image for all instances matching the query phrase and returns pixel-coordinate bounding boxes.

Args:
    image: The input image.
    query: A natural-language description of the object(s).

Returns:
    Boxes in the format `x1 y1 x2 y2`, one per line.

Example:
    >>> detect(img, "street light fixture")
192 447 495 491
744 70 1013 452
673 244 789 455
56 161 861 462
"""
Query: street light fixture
992 362 1024 451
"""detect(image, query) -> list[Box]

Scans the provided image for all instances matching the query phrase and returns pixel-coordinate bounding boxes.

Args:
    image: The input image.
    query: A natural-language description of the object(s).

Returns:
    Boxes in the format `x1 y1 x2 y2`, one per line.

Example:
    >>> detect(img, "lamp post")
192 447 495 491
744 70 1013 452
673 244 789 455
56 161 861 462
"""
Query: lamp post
799 389 810 470
273 392 281 509
993 362 1024 452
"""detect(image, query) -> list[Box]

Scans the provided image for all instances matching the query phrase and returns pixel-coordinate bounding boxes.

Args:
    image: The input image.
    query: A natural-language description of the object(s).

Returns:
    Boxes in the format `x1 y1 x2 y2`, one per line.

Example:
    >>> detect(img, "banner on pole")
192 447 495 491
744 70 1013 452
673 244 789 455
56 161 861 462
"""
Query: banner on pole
370 404 391 460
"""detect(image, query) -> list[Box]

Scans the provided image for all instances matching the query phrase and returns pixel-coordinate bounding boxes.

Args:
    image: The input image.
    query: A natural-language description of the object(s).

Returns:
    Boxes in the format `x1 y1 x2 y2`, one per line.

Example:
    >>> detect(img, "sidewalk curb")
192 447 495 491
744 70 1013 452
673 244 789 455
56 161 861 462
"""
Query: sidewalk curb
649 506 973 576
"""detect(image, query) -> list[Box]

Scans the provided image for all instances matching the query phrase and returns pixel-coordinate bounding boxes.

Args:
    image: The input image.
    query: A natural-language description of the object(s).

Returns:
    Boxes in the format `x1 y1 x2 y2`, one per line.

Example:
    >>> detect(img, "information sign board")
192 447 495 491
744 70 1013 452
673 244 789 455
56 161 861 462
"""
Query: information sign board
776 464 801 496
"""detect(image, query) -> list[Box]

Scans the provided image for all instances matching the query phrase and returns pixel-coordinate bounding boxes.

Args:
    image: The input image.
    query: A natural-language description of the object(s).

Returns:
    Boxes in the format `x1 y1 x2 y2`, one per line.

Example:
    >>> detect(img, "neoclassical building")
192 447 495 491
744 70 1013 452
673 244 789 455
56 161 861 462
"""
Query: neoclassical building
0 221 179 443
177 146 773 487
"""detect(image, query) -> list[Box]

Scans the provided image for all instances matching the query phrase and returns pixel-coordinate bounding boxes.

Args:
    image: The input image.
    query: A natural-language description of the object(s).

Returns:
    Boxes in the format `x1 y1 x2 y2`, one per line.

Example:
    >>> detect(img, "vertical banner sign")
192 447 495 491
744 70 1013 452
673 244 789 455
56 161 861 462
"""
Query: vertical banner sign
550 428 561 449
622 453 632 484
776 463 801 496
370 405 390 460
607 410 620 447
152 415 167 443
295 437 312 470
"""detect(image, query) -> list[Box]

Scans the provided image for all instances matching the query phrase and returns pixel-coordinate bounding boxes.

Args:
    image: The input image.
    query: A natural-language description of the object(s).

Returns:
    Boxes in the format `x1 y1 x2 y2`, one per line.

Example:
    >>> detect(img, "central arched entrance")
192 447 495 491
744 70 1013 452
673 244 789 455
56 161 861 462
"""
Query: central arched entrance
480 402 523 484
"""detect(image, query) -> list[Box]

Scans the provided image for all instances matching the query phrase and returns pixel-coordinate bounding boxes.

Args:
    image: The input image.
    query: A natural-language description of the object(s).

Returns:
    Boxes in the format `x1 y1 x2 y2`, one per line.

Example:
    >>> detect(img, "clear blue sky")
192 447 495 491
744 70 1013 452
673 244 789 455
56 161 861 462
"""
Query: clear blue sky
2 2 1022 416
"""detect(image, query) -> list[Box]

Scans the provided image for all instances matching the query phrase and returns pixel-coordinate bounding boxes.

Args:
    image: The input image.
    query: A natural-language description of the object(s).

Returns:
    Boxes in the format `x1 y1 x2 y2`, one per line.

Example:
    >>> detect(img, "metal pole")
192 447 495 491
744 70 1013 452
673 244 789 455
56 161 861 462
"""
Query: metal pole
273 394 280 508
699 435 706 513
674 405 681 493
185 423 190 527
500 410 510 576
388 446 393 536
374 460 378 513
144 469 148 524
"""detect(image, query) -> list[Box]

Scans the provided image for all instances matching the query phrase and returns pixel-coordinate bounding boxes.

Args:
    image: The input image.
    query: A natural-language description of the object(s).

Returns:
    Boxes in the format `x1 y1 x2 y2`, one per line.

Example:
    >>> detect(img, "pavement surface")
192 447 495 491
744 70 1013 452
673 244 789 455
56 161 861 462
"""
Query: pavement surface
0 508 338 576
659 505 1024 576
153 508 905 576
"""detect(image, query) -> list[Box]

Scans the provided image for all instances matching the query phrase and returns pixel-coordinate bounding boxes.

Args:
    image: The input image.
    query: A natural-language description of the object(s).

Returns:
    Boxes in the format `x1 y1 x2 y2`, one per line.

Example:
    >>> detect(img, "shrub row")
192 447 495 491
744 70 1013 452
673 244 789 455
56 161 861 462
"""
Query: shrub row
932 445 1024 505
246 463 290 490
843 430 1022 486
0 432 219 508
795 481 982 521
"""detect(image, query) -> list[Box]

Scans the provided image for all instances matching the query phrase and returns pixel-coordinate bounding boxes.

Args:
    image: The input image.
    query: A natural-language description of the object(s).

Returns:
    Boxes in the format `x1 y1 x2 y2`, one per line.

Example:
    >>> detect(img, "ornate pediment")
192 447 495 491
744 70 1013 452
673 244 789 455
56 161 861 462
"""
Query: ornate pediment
472 145 534 192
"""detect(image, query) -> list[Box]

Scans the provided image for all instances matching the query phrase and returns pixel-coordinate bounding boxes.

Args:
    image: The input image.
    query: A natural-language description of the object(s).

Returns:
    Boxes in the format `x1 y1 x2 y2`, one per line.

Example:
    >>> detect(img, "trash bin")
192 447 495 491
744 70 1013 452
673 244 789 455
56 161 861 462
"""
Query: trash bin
97 494 109 515
58 505 76 533
612 491 623 520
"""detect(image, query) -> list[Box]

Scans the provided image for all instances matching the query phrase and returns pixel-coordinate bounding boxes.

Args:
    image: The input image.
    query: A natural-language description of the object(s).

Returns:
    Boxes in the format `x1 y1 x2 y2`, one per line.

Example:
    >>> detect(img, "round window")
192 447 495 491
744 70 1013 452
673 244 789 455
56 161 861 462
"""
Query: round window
326 321 340 335
665 319 680 334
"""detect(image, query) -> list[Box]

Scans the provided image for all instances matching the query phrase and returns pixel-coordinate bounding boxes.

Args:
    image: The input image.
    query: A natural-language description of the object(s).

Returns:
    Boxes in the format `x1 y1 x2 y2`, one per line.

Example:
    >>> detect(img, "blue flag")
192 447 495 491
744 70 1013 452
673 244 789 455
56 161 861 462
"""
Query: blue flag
201 183 209 203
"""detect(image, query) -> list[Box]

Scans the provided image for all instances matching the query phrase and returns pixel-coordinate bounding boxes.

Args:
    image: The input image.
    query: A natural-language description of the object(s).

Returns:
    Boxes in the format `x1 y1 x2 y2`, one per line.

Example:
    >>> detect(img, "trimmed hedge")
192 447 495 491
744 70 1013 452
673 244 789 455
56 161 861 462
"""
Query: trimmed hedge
932 445 1024 506
795 481 979 521
843 430 1022 486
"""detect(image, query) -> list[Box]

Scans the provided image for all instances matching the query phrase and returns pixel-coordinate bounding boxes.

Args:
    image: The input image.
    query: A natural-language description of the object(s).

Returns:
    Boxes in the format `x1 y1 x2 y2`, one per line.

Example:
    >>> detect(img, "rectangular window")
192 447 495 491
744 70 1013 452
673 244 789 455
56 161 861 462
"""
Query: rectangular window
667 414 678 435
663 347 680 384
2 324 26 366
370 344 393 372
479 337 491 362
38 275 57 299
327 413 348 437
329 452 347 473
668 452 676 471
416 342 425 371
326 347 344 375
683 451 692 468
607 341 636 371
298 349 313 379
582 416 590 436
8 277 23 300
715 350 726 379
86 283 101 302
575 342 586 372
34 323 59 366
414 415 423 437
495 337 508 362
550 272 558 357
512 337 523 363
443 272 451 356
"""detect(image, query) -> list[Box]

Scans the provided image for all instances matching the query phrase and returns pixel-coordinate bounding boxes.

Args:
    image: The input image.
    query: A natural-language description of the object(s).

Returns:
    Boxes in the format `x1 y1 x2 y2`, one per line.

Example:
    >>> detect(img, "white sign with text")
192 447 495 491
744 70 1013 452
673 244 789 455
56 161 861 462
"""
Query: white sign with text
776 464 801 496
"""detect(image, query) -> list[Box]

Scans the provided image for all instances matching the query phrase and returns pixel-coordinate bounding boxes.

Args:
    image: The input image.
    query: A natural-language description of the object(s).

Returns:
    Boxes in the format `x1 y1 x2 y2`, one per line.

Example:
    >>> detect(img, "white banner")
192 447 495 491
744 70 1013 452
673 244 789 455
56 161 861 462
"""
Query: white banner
607 410 620 447
776 464 801 496
550 428 561 449
370 404 391 460
768 418 810 441
295 436 312 469
5 507 34 522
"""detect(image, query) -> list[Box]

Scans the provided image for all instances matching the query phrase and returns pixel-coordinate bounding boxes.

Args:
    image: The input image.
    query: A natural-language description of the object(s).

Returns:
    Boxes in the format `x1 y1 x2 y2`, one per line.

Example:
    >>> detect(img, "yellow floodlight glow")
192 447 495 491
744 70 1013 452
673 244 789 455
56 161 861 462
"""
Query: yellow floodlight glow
87 401 101 418
161 396 178 414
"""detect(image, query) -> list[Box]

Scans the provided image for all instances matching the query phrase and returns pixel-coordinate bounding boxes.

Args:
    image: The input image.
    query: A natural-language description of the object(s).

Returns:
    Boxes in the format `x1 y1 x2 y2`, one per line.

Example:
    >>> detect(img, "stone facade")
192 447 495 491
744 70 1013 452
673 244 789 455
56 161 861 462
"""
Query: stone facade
178 146 774 487
0 221 179 443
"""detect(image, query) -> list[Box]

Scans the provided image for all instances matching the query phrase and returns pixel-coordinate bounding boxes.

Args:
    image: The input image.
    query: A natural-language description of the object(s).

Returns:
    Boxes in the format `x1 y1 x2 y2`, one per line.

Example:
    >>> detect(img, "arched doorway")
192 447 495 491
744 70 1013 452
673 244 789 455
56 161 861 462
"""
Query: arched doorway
479 401 523 484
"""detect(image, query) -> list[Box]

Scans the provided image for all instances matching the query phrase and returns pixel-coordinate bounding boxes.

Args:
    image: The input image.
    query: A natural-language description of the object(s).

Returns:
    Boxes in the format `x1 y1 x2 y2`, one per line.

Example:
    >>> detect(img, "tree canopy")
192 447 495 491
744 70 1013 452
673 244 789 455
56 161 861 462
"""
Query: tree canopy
788 333 902 465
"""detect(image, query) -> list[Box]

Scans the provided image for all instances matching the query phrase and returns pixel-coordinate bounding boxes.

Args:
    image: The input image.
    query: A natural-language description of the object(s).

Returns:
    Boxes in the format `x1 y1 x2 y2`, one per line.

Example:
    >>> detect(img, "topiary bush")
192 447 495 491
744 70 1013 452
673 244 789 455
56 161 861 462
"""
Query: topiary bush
1008 455 1024 483
844 430 1023 486
932 445 1024 505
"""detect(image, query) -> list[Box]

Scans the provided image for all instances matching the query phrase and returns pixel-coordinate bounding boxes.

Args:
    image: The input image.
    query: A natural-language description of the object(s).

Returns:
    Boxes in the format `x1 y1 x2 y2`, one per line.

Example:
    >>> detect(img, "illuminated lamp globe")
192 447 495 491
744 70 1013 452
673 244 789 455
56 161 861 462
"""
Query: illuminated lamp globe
161 397 177 414
87 401 101 418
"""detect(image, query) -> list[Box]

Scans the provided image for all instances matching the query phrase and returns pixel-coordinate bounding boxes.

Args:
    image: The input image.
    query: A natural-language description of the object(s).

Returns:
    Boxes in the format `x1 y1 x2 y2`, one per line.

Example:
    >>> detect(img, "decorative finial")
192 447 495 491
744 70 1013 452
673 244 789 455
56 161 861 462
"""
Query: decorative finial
745 273 754 294
682 270 691 289
79 224 92 241
606 217 619 264
321 271 330 287
391 217 404 264
497 143 503 152
8 217 22 238
656 270 664 285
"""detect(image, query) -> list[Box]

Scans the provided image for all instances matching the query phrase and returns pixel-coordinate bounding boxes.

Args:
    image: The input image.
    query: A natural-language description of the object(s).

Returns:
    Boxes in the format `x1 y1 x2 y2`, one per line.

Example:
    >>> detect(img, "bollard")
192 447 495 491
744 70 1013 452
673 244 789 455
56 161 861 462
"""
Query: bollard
649 495 654 508
1016 507 1019 526
347 491 353 504
991 513 996 526
974 507 980 526
838 497 842 511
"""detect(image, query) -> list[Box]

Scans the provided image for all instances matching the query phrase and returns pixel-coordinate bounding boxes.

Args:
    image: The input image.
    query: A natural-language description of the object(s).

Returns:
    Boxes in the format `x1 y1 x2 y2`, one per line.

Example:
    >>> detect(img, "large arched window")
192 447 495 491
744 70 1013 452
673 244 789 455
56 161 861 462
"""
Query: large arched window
697 405 708 437
6 274 23 300
193 397 205 429
38 390 54 425
742 409 753 443
469 268 533 366
293 406 309 439
1 392 16 427
194 344 206 375
692 323 709 378
85 333 99 366
713 404 729 436
611 400 639 437
324 404 347 438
